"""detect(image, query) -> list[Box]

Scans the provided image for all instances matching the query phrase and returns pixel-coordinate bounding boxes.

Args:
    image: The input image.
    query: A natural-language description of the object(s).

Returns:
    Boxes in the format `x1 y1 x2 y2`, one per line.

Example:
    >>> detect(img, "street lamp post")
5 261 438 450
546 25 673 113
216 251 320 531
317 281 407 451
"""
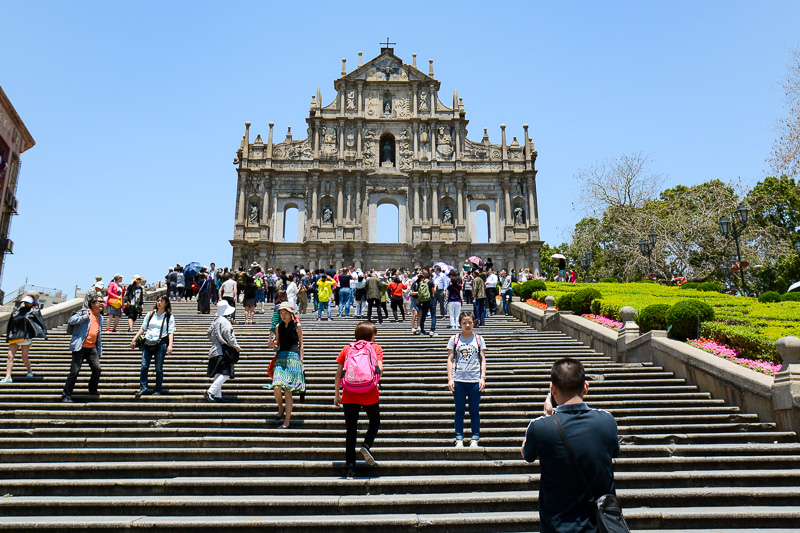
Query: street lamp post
719 203 749 295
638 230 657 275
794 241 800 256
580 256 590 282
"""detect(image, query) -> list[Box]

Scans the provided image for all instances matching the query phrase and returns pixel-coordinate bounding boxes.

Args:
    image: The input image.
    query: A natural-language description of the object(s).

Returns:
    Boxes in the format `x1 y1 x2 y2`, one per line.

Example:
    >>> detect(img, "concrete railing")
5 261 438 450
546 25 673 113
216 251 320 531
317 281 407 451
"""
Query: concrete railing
0 287 168 336
509 298 800 439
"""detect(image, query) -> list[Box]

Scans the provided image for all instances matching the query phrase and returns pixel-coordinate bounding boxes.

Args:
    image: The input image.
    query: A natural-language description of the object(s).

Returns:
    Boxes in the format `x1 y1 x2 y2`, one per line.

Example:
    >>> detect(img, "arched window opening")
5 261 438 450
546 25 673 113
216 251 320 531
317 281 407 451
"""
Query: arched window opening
376 202 399 243
283 207 299 242
476 207 490 243
379 133 396 167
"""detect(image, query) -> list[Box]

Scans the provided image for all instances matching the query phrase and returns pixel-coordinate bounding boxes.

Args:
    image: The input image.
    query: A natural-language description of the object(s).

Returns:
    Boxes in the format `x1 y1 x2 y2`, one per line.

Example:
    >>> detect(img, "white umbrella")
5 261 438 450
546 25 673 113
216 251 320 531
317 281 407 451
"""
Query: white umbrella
550 253 566 260
788 281 800 293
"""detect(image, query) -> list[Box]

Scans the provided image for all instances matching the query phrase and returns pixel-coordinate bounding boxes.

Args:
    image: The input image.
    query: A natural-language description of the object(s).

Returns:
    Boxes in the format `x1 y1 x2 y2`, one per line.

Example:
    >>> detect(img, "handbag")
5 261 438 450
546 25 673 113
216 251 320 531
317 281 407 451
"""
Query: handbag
221 343 240 363
108 296 123 309
552 413 631 533
267 354 276 378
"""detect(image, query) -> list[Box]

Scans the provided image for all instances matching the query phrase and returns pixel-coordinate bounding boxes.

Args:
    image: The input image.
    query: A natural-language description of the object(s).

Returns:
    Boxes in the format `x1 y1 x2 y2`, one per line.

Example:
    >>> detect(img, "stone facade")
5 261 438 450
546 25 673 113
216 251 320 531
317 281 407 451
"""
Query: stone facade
230 48 542 272
0 86 35 302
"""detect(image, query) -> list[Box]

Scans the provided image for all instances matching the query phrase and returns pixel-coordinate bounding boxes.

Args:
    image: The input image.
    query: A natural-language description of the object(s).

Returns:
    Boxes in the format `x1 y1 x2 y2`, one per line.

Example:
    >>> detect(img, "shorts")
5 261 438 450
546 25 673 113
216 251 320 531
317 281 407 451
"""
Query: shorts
107 305 122 317
407 298 420 311
9 338 32 346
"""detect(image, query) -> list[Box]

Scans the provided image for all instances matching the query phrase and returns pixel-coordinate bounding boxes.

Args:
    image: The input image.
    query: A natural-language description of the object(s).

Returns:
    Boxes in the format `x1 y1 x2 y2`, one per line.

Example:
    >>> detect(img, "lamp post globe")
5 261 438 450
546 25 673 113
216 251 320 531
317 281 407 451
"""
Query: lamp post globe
586 249 593 263
735 203 749 227
638 239 648 256
719 216 731 237
794 241 800 255
648 230 657 247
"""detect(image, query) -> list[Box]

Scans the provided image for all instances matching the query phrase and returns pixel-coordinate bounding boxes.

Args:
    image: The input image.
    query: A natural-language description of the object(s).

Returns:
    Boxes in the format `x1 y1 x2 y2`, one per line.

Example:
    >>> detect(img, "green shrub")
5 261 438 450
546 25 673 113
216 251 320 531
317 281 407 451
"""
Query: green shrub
600 277 618 283
781 292 800 302
758 291 782 303
556 293 573 311
700 322 780 364
590 299 603 315
599 302 622 321
637 304 670 333
665 300 715 340
696 281 725 293
680 282 700 290
513 280 547 300
570 287 602 316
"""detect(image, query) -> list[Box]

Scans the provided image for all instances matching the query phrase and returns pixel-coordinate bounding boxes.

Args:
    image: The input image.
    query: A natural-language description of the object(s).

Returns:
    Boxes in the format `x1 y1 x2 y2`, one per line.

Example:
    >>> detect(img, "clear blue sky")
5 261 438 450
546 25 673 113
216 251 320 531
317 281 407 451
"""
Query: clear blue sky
3 1 799 295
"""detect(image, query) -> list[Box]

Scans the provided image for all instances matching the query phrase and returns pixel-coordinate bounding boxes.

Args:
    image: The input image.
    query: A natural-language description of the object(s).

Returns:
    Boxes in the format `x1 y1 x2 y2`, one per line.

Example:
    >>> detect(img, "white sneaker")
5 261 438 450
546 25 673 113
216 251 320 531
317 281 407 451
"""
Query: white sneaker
455 439 464 448
469 439 480 448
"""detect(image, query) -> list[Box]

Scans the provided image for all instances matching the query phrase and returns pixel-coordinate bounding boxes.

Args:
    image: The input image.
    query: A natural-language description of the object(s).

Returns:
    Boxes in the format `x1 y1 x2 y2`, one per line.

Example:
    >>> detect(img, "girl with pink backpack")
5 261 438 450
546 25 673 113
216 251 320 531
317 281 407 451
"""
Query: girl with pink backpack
334 321 384 479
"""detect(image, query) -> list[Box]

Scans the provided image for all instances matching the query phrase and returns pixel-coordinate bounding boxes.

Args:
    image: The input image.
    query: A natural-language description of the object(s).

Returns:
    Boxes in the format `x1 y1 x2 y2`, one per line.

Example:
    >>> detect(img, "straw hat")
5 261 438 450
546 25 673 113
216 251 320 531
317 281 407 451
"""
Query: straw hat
278 301 296 314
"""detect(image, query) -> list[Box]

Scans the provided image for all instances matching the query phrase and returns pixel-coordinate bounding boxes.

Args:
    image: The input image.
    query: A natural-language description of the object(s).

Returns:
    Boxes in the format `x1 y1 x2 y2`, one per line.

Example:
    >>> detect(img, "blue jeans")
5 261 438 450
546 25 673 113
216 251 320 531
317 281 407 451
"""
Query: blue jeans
473 299 486 326
318 300 331 319
419 300 436 332
501 288 513 315
338 288 352 316
139 342 167 392
453 381 481 440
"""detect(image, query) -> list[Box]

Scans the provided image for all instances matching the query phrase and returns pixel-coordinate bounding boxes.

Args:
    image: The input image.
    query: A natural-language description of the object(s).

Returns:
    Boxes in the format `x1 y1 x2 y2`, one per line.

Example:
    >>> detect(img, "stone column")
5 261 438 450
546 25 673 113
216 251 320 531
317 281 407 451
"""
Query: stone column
357 82 364 117
503 180 512 225
422 183 428 224
412 181 420 225
429 84 435 117
237 181 246 223
336 176 344 225
412 83 418 117
432 178 439 225
311 177 319 222
527 177 535 225
431 122 437 160
355 176 363 225
616 306 640 360
413 123 419 159
338 121 345 160
314 122 320 159
345 183 352 223
772 336 800 436
456 179 464 225
356 122 363 159
262 181 270 223
455 123 461 160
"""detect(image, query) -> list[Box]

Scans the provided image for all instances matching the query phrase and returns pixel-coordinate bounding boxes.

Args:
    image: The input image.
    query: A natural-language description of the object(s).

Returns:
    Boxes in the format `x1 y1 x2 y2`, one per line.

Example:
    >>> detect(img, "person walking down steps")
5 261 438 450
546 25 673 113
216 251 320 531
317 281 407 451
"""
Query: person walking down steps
267 301 306 429
447 311 486 448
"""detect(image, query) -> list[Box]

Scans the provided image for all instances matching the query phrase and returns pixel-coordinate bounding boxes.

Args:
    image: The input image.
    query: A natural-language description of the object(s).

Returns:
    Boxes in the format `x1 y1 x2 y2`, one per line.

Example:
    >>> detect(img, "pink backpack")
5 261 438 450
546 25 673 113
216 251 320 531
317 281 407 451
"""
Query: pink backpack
341 341 381 393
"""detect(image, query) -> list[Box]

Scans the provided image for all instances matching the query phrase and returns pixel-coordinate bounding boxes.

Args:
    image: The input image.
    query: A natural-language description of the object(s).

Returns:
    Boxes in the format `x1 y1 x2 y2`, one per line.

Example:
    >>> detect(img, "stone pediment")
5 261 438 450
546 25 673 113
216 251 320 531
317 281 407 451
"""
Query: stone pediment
340 50 437 86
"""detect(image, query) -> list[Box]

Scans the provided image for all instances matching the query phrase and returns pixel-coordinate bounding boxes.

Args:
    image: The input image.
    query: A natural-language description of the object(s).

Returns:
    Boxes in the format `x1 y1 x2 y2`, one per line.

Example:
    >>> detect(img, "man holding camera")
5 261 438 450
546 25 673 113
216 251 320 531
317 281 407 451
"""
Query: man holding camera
521 357 620 532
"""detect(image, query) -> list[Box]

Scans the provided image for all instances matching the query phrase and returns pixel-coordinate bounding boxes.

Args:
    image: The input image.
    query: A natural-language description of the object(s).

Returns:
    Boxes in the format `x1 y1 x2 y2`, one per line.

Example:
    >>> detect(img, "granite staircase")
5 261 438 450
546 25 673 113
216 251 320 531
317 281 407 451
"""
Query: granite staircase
0 300 799 532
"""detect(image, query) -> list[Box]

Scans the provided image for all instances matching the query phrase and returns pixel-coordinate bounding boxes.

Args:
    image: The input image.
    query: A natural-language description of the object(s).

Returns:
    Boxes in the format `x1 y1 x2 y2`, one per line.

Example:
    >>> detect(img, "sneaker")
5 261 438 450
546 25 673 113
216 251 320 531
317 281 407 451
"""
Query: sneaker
203 391 216 402
317 318 322 321
346 465 356 479
469 439 480 448
455 439 464 448
62 396 73 403
419 331 427 336
430 331 438 337
152 391 162 396
26 372 34 378
328 318 333 322
360 446 375 466
0 377 12 384
135 389 145 399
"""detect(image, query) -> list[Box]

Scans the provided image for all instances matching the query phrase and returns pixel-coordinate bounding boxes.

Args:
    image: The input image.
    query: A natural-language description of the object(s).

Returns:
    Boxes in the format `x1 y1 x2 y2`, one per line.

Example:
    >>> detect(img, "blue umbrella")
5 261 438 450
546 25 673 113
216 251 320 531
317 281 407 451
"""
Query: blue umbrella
183 262 201 278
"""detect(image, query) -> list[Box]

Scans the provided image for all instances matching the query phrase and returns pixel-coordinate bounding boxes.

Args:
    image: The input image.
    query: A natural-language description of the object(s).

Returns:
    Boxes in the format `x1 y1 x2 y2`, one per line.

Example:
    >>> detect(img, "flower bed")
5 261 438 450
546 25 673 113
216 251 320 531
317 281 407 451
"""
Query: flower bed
525 298 548 310
581 314 624 331
687 337 782 376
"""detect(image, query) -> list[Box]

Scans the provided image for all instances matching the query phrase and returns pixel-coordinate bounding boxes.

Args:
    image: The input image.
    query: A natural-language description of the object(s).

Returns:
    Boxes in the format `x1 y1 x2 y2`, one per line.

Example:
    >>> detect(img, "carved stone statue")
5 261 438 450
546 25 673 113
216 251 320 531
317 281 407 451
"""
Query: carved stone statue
382 141 393 163
322 204 333 224
383 97 392 114
249 202 259 224
442 205 453 225
514 205 524 225
419 90 429 112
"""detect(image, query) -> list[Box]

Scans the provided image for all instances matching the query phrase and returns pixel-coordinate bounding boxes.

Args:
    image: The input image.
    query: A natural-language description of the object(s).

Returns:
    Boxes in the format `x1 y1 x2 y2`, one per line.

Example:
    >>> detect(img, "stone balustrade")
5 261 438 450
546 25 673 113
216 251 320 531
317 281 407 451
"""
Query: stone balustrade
510 300 800 439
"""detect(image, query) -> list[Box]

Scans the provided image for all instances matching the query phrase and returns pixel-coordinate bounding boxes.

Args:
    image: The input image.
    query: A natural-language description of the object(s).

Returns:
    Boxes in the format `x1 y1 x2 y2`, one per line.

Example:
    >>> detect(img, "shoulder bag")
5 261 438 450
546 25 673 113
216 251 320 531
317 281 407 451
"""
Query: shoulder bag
552 413 630 533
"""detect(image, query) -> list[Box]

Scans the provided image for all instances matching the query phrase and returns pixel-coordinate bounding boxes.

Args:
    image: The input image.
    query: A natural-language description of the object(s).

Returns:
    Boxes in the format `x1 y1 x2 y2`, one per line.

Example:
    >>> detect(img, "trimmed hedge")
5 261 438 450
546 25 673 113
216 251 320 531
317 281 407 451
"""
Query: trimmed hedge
556 293 573 311
665 299 715 341
514 280 547 300
600 277 618 283
680 282 700 290
758 291 782 303
696 281 725 293
637 303 670 334
570 287 602 316
782 292 800 302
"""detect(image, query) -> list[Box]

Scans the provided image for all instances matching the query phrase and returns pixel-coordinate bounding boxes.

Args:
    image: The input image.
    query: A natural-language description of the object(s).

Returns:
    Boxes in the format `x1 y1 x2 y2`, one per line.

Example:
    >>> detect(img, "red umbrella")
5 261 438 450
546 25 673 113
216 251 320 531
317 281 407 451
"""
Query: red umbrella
468 256 484 266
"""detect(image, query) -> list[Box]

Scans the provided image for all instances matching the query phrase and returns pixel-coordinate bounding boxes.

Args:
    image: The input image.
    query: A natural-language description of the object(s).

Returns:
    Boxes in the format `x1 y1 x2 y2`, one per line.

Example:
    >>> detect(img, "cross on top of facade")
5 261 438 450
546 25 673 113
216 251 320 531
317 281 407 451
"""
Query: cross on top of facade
380 37 396 49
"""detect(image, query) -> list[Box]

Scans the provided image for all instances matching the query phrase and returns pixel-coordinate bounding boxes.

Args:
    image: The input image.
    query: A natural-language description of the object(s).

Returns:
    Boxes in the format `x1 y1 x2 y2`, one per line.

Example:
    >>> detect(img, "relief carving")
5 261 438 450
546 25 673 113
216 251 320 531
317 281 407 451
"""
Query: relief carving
273 138 312 160
398 128 413 170
346 90 356 111
365 90 380 116
395 96 410 118
436 126 454 159
363 129 377 168
418 89 429 112
321 125 338 160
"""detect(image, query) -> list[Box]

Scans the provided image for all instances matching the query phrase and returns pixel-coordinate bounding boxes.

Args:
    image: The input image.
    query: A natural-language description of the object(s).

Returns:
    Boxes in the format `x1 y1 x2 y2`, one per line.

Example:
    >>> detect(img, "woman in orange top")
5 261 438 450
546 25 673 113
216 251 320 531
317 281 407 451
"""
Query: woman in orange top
387 276 407 322
334 321 384 479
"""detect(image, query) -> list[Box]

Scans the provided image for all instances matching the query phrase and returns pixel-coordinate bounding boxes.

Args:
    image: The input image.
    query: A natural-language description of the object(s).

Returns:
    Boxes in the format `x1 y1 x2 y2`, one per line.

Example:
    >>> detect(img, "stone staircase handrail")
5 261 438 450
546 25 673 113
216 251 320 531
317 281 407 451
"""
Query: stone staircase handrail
509 300 800 440
0 286 167 336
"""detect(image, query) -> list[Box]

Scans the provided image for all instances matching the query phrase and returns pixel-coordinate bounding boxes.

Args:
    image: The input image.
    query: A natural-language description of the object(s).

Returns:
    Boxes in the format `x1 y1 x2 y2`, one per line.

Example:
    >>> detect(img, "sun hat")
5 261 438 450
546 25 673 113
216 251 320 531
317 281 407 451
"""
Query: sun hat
216 301 236 317
278 301 296 314
114 273 123 280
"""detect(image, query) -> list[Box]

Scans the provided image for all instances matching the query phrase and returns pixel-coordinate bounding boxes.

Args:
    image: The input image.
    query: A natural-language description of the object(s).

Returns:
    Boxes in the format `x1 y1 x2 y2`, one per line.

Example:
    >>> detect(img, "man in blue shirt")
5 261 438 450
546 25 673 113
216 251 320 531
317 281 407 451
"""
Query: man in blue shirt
521 358 620 532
